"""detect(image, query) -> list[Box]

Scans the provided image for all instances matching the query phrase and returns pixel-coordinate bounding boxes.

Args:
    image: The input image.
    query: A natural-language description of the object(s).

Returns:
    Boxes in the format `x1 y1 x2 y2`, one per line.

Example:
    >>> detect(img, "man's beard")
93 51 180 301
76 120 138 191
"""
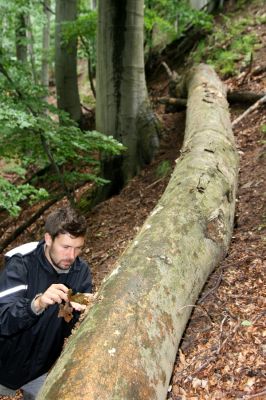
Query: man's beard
48 249 73 270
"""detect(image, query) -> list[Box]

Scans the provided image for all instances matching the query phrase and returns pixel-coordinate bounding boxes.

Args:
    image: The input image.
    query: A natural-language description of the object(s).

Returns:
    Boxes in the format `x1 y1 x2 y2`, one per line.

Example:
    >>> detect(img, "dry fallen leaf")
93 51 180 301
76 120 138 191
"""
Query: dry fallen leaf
58 302 73 323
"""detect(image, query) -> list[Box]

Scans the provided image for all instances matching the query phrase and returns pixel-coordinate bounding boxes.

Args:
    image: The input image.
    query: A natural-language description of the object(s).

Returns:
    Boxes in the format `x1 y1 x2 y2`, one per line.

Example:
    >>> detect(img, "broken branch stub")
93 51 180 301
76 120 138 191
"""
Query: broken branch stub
37 64 239 400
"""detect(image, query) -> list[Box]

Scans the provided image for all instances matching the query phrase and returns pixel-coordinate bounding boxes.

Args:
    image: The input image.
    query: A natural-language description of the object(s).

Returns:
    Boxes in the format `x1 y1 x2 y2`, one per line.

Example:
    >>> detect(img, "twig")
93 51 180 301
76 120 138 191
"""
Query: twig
232 95 266 128
190 356 216 376
40 0 55 15
177 304 213 325
80 103 94 113
251 310 266 325
217 316 229 353
198 266 224 303
251 64 266 77
146 177 166 190
243 388 266 399
161 61 174 79
240 53 253 85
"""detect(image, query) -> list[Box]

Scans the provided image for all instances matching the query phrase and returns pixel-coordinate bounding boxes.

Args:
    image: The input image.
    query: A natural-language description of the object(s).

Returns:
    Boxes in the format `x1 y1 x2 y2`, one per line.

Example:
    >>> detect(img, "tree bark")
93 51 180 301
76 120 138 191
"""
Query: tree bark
41 0 51 90
55 0 81 123
96 0 159 195
37 64 239 400
15 13 27 63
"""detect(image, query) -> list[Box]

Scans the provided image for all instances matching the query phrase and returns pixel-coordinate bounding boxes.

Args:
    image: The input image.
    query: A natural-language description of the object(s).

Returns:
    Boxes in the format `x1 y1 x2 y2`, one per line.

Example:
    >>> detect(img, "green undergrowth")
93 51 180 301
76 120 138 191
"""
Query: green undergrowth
190 5 265 78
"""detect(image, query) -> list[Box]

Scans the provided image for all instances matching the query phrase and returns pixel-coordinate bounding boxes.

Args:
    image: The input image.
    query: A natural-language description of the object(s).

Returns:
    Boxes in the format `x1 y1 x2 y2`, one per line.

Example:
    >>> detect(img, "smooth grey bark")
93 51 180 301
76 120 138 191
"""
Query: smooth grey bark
37 64 239 400
96 0 159 193
41 0 51 89
55 0 81 123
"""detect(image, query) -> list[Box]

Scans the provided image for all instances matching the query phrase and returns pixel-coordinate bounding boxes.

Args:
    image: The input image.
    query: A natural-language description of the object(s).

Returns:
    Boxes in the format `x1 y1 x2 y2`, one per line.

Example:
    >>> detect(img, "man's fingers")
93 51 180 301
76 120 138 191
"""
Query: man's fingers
42 286 68 306
70 301 86 311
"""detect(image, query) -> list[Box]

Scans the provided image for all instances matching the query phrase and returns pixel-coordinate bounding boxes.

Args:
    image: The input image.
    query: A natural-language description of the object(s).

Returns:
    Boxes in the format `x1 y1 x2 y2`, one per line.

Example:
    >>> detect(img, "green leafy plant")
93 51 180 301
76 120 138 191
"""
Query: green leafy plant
190 14 263 78
0 57 125 216
144 0 213 54
156 160 171 178
0 177 49 217
260 124 266 144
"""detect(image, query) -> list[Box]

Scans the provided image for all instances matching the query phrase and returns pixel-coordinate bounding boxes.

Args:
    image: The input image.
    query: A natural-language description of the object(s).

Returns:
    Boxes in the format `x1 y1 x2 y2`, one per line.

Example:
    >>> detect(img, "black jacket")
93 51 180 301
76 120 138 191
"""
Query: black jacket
0 240 92 389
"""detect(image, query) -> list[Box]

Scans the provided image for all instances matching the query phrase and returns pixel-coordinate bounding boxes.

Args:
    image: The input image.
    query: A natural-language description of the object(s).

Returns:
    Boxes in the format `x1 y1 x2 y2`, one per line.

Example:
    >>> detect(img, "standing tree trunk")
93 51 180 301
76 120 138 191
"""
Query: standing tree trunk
41 0 51 90
15 13 27 63
37 64 239 400
96 0 160 197
25 14 38 83
55 0 81 123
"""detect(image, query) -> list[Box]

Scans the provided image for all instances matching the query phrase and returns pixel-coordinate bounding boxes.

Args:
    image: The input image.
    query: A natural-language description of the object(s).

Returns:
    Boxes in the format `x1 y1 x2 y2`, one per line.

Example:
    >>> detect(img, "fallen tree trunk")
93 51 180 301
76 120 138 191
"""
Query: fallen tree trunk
37 64 239 400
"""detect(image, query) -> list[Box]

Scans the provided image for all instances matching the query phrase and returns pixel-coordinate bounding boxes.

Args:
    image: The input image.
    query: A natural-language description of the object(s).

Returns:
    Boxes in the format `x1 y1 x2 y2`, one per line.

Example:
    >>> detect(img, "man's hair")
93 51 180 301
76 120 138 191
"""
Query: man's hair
45 207 87 239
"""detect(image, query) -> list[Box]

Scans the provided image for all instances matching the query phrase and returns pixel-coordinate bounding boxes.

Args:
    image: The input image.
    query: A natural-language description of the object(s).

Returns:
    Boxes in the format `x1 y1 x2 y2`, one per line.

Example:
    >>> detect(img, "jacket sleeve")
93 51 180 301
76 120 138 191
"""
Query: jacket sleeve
0 255 40 336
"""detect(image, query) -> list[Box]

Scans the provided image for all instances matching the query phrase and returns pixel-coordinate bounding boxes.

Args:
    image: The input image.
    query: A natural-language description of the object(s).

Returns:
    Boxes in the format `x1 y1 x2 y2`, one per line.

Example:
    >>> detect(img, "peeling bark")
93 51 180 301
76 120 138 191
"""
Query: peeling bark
37 64 239 400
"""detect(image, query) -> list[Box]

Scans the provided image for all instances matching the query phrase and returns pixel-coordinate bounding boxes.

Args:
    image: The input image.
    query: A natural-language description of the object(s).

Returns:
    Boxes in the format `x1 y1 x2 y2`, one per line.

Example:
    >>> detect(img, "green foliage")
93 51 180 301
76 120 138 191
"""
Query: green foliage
0 0 54 82
60 10 97 72
156 160 171 178
190 14 263 78
144 0 213 52
260 124 266 145
0 56 124 216
0 176 48 216
1 161 27 178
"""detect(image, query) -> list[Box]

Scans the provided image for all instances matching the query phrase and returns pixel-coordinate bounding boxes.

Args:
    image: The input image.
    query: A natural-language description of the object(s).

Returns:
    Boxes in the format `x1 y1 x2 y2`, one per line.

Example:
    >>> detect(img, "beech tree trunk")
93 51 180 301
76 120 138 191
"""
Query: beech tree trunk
55 0 81 123
41 0 51 90
96 0 159 195
37 64 239 400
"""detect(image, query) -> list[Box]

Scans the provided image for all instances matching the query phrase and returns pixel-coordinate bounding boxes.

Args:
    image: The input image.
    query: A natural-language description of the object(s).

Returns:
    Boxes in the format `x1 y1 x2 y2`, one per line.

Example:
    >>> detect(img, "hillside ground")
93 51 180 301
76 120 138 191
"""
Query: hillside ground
0 1 265 399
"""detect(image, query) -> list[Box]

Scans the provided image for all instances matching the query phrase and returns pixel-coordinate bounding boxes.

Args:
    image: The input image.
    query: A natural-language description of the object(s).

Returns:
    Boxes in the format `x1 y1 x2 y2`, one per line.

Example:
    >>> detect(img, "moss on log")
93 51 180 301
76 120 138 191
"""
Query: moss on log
37 64 239 400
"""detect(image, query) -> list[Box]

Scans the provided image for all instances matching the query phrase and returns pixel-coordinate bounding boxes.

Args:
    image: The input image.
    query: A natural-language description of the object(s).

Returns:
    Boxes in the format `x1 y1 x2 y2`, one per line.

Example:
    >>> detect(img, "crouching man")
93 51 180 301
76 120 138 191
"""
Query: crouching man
0 207 92 399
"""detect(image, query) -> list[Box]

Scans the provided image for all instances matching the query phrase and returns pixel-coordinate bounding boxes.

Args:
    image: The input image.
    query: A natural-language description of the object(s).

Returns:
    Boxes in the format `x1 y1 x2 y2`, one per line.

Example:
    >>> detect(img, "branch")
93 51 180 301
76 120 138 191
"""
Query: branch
157 91 266 107
232 95 266 128
0 197 59 254
40 0 55 15
243 389 266 399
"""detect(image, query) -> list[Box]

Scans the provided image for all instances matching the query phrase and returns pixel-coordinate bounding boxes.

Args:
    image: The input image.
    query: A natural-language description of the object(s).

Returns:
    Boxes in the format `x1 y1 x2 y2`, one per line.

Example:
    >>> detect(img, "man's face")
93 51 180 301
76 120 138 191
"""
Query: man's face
44 233 85 270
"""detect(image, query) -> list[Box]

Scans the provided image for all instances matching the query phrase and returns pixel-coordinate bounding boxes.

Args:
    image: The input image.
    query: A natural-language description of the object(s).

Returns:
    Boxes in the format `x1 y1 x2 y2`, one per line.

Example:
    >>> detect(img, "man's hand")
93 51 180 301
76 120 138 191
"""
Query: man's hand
34 284 69 313
70 293 95 312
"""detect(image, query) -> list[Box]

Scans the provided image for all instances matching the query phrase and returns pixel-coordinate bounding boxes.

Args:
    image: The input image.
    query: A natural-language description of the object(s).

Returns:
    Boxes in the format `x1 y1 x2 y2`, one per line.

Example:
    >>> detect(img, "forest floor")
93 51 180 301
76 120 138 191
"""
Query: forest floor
0 1 265 400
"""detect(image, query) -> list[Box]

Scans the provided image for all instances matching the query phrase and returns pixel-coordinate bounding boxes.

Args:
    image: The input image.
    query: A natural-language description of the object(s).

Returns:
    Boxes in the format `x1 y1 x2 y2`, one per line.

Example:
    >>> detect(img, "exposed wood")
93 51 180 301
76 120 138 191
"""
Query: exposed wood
232 95 266 128
37 64 239 400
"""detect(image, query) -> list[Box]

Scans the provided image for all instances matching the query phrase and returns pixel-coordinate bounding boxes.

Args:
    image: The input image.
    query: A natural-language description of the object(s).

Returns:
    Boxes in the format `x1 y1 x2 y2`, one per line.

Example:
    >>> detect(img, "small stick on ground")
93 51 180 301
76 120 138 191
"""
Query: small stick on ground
232 95 266 128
